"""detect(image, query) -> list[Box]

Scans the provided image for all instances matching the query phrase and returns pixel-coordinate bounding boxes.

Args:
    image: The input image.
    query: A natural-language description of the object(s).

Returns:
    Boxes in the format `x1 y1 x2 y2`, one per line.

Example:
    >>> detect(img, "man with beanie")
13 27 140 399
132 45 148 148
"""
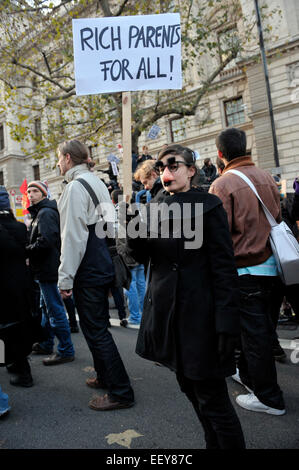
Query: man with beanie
26 180 75 365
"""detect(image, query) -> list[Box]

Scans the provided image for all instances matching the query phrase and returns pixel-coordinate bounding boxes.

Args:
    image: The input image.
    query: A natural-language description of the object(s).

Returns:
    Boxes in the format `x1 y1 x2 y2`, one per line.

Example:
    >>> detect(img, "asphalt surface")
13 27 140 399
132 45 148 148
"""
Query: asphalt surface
0 308 299 451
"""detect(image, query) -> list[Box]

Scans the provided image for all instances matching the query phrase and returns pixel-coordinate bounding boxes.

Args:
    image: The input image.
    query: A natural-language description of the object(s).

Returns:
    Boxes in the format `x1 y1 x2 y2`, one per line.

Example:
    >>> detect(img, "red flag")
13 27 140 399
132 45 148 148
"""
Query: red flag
19 178 30 215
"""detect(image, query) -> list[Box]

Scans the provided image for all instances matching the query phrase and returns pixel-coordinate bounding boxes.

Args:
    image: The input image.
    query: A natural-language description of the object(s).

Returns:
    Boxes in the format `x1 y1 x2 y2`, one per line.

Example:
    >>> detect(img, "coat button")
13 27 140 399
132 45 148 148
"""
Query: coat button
171 263 178 271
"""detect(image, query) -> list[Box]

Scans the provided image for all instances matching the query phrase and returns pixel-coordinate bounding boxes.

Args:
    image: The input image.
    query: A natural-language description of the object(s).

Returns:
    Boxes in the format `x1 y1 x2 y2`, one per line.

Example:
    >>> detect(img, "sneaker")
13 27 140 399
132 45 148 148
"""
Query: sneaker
43 353 75 366
231 369 253 393
120 319 128 328
0 408 10 418
236 393 286 415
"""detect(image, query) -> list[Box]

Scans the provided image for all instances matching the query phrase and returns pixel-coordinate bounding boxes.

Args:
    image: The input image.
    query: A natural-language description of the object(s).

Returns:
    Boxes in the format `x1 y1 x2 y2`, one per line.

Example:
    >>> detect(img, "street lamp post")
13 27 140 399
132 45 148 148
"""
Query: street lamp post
254 0 280 173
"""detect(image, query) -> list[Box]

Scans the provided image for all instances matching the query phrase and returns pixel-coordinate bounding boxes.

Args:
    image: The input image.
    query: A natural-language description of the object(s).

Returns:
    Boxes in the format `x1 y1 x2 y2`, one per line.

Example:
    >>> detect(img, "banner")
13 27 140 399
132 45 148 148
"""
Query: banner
19 178 30 215
72 13 182 95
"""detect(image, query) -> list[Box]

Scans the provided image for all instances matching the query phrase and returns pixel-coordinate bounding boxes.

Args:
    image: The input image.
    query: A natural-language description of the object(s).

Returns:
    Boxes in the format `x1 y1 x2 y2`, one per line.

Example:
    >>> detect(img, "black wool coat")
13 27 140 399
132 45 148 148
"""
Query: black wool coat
27 199 61 282
0 213 32 325
127 188 240 380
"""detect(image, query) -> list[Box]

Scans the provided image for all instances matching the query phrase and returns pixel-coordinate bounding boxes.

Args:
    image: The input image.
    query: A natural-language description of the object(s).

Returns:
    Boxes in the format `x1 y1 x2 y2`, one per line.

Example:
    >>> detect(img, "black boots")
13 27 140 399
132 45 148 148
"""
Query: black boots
8 357 34 388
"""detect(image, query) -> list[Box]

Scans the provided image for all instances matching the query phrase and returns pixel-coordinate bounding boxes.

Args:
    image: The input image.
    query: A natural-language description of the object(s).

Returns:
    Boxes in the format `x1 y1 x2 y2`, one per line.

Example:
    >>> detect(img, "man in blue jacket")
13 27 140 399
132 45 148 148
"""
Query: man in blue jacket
27 180 75 365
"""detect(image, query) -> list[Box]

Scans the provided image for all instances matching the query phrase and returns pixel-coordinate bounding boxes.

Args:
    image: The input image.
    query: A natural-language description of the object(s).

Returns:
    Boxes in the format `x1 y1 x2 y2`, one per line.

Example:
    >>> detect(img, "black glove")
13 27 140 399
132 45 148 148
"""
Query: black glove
218 333 237 365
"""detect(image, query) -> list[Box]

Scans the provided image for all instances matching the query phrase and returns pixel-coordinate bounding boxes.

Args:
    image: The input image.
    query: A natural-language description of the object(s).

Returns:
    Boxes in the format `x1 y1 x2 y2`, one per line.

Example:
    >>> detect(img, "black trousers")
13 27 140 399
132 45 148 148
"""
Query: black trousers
177 375 245 449
238 275 285 410
73 285 134 403
63 296 78 327
270 278 299 327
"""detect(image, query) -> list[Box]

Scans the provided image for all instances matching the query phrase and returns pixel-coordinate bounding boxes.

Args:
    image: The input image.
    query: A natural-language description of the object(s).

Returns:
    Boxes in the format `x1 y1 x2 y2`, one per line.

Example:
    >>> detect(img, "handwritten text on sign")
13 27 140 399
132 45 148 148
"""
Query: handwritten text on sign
72 14 182 95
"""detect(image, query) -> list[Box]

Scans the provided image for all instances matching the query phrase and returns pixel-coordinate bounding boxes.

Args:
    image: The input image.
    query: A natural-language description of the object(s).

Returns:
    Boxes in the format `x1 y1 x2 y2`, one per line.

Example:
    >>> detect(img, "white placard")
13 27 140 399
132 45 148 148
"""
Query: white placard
147 124 161 139
111 161 119 176
72 14 182 95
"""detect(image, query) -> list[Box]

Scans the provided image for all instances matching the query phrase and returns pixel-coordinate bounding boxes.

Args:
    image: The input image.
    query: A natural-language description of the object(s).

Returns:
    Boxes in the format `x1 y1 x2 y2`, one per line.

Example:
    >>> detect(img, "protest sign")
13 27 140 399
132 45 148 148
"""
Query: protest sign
107 154 120 163
72 13 182 95
147 124 161 140
111 161 119 176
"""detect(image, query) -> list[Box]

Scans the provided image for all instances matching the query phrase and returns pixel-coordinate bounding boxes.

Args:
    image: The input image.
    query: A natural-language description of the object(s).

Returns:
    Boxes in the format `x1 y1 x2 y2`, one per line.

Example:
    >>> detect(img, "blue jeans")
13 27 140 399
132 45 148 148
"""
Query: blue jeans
124 265 146 323
0 386 10 416
38 282 74 357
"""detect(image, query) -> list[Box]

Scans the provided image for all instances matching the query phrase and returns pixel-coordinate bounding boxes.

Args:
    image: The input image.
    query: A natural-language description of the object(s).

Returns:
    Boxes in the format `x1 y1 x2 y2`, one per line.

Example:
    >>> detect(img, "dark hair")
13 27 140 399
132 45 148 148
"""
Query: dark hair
57 140 89 165
216 157 225 171
158 144 199 185
216 128 247 161
111 189 123 204
158 144 196 164
203 158 211 166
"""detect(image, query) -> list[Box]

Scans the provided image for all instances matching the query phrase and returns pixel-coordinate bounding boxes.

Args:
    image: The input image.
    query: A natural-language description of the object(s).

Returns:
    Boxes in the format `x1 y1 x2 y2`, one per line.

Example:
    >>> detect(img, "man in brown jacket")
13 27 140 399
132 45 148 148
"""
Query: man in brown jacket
210 127 285 416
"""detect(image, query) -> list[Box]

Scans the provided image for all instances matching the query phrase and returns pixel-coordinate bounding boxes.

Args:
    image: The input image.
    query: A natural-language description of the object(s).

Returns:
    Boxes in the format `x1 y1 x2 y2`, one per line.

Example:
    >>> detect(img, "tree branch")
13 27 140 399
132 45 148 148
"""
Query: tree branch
11 57 74 92
45 88 76 103
140 49 238 131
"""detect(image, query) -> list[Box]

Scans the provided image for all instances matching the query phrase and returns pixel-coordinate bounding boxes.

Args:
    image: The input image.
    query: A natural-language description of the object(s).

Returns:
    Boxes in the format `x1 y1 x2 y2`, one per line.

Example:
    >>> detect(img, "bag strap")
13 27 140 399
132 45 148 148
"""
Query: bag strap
226 169 279 228
76 177 115 242
76 178 100 208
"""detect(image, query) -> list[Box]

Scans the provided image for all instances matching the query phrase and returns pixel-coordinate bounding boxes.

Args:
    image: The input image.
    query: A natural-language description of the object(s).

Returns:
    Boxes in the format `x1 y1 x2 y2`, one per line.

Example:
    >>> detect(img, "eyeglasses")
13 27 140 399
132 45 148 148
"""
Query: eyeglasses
155 161 189 175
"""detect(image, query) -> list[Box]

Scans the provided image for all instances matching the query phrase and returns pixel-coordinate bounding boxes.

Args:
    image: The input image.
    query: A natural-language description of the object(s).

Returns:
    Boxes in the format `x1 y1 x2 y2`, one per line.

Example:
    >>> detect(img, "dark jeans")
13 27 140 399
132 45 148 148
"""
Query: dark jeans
73 285 134 404
177 375 245 449
110 286 127 320
238 275 285 410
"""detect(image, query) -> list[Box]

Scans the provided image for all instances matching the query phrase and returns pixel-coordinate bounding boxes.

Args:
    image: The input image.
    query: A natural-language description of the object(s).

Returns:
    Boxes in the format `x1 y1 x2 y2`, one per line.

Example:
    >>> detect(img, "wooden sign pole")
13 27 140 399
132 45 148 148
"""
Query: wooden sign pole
122 91 132 201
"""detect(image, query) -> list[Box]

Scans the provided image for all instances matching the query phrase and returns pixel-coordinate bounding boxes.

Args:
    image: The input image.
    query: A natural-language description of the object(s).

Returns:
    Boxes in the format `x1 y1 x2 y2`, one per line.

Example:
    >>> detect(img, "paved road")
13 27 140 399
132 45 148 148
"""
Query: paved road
0 309 298 451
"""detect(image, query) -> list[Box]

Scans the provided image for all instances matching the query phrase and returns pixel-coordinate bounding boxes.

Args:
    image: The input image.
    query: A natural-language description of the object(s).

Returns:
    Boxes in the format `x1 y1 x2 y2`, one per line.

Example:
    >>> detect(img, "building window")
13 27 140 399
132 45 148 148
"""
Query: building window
33 164 40 180
217 27 239 68
34 118 42 137
0 171 4 186
170 117 186 143
0 124 4 150
224 97 245 126
88 144 98 158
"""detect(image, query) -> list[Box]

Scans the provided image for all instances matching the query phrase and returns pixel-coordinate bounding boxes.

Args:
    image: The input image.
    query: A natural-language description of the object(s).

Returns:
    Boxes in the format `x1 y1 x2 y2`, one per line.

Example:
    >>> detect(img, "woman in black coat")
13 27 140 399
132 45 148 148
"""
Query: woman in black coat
127 145 245 449
0 187 34 387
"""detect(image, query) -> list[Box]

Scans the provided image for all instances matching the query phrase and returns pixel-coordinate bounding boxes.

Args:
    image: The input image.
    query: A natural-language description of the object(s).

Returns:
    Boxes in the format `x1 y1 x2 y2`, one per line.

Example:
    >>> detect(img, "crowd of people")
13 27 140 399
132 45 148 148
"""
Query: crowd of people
0 128 299 449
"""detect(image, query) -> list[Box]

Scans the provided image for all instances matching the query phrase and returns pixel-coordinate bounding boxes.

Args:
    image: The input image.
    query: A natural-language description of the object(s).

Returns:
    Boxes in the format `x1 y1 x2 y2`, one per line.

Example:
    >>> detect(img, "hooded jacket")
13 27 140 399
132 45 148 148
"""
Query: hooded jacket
27 198 61 282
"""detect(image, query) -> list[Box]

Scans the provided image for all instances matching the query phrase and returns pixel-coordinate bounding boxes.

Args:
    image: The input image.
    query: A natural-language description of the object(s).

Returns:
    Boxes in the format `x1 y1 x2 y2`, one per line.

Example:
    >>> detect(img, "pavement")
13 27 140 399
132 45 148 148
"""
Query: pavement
0 306 298 452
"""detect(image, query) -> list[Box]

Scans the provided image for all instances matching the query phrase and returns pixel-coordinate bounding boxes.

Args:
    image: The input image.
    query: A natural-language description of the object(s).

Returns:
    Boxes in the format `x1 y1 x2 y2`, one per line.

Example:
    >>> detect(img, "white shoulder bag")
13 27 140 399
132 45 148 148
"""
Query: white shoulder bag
227 169 299 285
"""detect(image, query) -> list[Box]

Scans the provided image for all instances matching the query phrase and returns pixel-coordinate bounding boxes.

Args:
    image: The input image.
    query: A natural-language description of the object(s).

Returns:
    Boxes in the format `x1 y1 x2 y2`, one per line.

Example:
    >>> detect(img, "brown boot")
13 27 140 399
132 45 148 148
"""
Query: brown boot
88 394 134 411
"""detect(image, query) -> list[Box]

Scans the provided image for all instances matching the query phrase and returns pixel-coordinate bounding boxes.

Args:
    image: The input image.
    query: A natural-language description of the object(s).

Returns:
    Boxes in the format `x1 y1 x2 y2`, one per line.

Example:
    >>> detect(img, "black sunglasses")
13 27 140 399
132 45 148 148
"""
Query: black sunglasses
155 157 190 175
